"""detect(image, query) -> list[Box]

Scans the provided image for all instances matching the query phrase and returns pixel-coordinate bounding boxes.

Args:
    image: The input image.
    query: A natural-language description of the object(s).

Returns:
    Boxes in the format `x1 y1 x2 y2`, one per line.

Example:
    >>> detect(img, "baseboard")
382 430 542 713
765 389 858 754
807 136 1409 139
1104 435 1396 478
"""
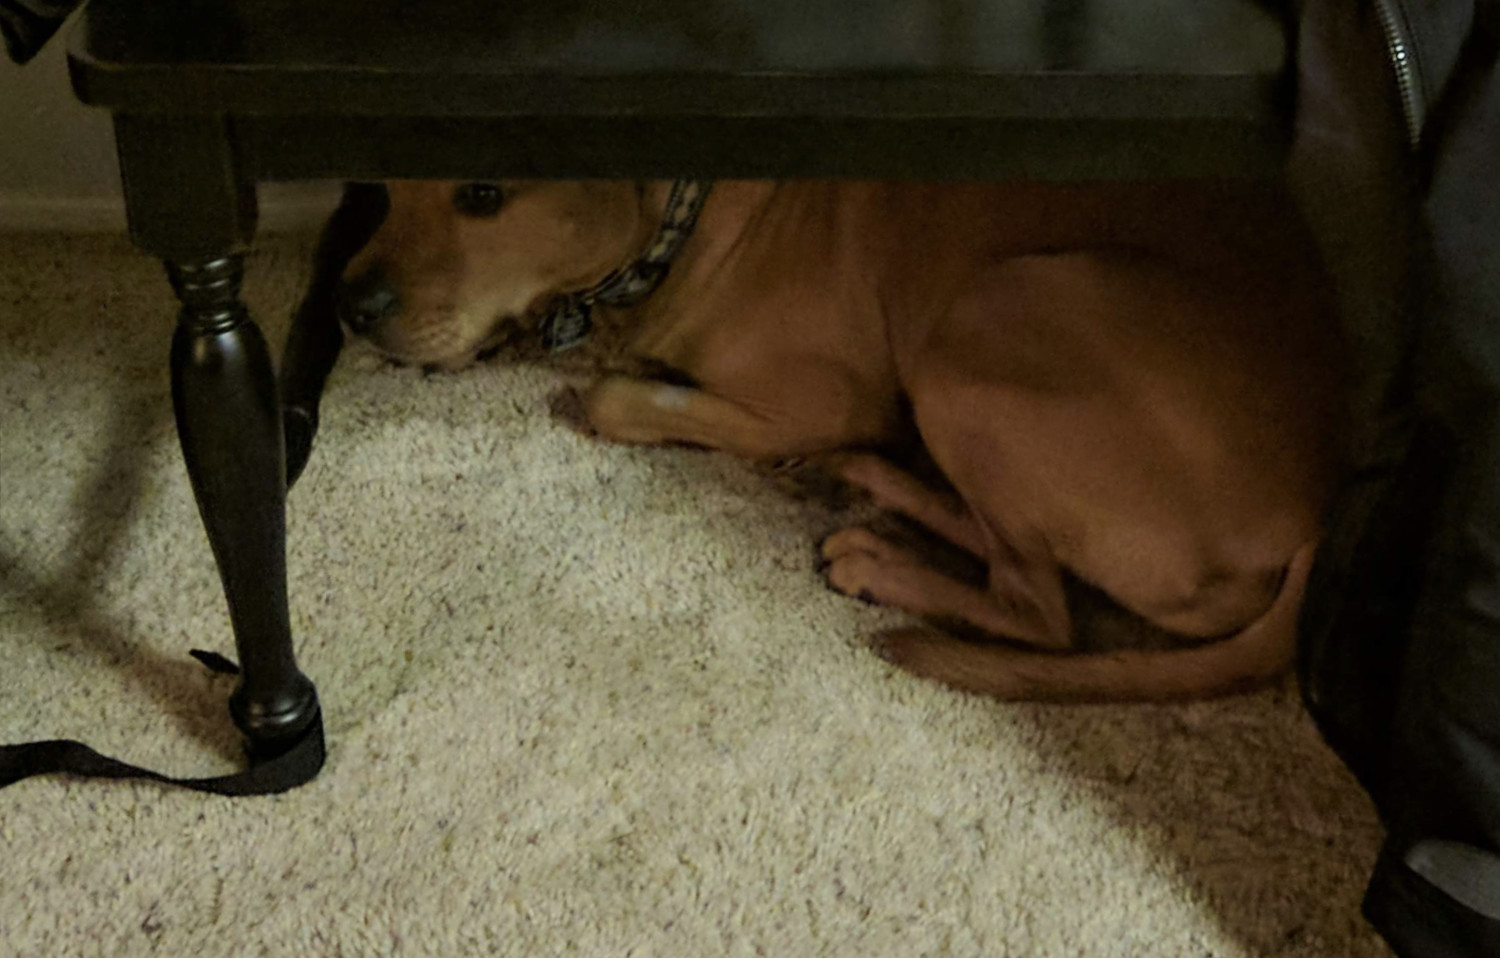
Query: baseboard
0 182 343 234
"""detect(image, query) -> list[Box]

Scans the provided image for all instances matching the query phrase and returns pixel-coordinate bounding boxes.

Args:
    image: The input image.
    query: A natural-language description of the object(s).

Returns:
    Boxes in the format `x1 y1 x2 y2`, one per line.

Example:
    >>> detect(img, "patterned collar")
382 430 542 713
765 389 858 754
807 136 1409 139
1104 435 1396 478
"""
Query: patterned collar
538 180 712 352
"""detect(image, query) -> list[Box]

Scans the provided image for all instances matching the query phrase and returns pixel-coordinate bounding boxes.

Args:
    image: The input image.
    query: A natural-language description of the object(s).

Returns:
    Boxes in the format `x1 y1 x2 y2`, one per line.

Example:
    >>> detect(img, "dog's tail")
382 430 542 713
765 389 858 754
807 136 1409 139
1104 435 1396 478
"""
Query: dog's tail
872 542 1319 703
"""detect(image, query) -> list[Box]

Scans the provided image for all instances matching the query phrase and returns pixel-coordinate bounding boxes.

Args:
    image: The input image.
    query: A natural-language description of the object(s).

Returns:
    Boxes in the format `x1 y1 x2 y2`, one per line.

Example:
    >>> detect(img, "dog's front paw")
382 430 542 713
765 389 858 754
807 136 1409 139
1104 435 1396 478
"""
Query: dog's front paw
547 386 598 438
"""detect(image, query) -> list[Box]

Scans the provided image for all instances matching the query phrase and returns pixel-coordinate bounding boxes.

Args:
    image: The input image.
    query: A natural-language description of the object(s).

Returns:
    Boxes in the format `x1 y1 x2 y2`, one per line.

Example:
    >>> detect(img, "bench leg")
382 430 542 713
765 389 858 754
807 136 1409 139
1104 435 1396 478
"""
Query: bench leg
115 115 320 757
167 254 318 752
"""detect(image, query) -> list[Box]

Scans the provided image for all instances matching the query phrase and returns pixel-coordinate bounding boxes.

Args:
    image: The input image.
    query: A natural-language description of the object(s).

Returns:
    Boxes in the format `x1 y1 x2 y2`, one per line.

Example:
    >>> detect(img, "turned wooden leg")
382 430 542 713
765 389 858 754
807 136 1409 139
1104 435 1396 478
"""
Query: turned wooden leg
115 114 319 757
168 255 319 751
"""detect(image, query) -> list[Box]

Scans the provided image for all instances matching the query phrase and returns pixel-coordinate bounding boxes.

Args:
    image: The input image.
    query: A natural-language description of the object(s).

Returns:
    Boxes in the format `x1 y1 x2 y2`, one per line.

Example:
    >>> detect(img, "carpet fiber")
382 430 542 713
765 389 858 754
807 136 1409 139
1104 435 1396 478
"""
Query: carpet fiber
0 233 1392 956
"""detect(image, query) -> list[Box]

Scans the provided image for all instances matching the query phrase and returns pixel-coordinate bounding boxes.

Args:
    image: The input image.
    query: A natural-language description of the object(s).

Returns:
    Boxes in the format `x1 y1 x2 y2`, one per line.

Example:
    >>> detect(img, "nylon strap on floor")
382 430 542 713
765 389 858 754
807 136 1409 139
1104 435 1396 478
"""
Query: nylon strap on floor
0 651 325 796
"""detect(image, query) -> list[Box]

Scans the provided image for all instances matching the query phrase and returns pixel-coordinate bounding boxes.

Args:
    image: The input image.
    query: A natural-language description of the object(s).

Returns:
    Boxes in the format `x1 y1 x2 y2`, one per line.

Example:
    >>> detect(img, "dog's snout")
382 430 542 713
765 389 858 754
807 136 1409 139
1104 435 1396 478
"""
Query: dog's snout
337 268 401 335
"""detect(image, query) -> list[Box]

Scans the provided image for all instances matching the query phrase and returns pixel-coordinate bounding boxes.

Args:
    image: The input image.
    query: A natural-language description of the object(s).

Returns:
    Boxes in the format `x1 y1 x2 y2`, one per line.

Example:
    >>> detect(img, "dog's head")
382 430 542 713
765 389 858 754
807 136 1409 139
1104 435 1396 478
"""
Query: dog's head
336 180 651 369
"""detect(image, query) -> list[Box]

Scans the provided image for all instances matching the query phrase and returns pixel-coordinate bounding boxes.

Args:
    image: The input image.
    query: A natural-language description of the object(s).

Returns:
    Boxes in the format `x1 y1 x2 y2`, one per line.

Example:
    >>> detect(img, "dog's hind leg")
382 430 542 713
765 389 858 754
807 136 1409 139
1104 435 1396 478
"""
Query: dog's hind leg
870 543 1317 702
819 526 1073 650
818 452 987 556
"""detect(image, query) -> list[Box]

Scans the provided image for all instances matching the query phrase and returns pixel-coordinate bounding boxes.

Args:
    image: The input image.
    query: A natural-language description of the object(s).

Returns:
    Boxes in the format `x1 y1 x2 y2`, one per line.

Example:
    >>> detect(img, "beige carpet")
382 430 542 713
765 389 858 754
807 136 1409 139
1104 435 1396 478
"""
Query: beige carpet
0 232 1392 957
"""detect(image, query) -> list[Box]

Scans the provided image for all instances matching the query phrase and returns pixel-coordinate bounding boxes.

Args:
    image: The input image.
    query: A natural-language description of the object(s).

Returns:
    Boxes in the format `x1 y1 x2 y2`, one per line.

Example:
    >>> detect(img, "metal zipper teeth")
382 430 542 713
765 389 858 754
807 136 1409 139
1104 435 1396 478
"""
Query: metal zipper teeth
1372 0 1427 149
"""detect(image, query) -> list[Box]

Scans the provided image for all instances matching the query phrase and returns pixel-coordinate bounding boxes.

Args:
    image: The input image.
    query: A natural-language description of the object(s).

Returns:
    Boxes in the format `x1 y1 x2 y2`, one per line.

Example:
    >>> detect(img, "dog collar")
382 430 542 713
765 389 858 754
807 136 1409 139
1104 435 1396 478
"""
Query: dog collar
538 180 712 352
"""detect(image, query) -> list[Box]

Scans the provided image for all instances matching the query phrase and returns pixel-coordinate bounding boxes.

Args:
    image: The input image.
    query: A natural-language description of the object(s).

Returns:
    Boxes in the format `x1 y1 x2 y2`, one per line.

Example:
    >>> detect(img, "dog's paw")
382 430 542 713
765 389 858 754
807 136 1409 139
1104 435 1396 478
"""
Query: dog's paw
819 555 883 606
816 526 909 606
547 386 597 438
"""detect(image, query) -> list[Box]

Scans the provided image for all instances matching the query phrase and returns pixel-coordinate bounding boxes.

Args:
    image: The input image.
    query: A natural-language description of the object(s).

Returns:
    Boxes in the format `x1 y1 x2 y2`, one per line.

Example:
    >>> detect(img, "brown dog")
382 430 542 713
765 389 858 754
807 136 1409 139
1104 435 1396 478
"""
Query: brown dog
338 178 1345 703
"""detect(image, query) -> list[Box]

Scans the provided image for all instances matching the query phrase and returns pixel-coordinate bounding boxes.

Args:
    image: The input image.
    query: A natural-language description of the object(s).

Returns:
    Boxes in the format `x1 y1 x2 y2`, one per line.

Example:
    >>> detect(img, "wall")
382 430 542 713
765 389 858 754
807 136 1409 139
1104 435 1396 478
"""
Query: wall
0 19 335 231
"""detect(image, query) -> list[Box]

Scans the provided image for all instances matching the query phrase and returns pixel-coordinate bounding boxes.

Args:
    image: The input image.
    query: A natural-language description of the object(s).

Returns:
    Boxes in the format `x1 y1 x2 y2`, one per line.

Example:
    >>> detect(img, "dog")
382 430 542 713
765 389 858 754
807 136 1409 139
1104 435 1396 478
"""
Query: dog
335 178 1345 703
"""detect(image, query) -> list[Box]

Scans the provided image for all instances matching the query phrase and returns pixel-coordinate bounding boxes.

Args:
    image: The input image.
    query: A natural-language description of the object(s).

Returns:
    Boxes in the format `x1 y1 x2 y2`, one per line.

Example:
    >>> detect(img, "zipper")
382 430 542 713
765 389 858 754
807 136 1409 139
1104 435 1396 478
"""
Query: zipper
1372 0 1426 149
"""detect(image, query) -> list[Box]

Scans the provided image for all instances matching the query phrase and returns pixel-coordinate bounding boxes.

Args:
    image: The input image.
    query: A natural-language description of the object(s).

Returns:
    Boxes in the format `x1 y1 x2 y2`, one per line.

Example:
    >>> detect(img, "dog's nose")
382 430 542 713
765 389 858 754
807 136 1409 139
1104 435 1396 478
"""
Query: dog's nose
336 268 401 335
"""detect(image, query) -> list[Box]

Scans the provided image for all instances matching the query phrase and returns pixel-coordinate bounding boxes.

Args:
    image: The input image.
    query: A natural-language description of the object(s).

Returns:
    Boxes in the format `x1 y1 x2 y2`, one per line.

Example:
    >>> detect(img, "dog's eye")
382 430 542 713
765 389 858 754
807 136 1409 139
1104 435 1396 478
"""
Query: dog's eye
453 182 506 218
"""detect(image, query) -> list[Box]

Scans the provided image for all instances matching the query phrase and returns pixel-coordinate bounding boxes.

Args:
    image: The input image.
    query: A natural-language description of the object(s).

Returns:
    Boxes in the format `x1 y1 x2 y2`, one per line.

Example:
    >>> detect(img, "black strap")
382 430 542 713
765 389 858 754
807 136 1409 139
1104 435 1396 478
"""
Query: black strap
0 650 325 796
